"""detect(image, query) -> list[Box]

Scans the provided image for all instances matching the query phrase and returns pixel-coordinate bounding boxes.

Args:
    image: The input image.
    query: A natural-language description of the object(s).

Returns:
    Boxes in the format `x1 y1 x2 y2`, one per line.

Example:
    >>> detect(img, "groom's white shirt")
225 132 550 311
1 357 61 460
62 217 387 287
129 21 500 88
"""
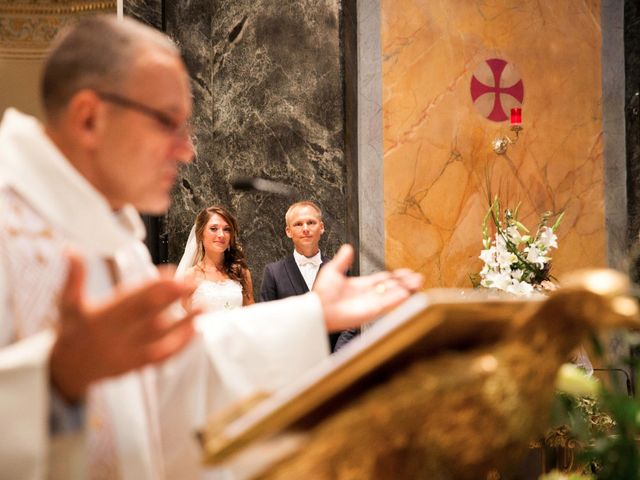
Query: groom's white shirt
0 109 329 480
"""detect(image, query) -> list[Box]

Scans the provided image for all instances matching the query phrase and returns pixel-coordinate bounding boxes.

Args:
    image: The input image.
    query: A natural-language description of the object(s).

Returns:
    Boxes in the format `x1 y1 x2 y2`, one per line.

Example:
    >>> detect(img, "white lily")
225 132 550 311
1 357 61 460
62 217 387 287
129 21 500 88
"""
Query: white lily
525 244 548 268
537 226 558 250
477 200 563 298
480 270 512 291
506 279 534 296
479 247 497 267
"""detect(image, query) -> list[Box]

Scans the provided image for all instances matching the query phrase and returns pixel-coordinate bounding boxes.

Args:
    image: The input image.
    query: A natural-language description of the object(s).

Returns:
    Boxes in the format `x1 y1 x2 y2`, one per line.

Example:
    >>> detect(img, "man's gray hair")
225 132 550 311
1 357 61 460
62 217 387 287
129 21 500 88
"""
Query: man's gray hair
41 15 179 118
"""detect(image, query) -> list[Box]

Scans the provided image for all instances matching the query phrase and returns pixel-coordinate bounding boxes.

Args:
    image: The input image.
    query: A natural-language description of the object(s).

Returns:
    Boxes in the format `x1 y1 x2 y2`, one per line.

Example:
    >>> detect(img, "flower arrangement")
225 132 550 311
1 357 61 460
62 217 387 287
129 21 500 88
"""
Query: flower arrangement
473 197 564 296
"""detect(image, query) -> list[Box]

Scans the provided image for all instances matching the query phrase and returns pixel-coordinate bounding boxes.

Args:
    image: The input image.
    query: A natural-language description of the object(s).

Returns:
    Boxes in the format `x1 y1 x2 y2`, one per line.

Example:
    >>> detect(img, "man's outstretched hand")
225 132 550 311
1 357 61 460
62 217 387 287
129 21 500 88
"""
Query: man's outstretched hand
313 245 423 332
50 253 200 402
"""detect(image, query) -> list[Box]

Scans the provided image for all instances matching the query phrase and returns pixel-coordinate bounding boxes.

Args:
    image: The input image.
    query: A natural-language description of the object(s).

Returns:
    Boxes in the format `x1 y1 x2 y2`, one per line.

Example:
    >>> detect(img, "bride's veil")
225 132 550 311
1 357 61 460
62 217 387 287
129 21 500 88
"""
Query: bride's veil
175 224 201 278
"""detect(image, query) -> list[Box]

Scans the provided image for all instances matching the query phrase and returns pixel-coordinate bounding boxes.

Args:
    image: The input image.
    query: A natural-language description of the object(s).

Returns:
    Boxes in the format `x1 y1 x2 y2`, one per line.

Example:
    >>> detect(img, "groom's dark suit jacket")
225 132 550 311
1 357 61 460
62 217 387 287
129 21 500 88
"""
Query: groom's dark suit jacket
260 253 341 350
260 253 318 301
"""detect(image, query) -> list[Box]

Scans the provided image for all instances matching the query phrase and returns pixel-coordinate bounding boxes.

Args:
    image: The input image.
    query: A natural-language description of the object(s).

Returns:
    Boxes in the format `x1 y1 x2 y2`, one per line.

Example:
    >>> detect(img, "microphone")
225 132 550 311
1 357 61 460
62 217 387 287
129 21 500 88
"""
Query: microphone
231 177 298 198
231 176 387 272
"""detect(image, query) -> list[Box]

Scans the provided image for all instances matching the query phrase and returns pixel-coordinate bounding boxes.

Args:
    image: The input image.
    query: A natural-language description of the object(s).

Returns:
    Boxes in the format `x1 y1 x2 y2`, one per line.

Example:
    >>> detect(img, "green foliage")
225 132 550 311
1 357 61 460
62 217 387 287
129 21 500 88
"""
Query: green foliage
549 338 640 479
582 386 640 479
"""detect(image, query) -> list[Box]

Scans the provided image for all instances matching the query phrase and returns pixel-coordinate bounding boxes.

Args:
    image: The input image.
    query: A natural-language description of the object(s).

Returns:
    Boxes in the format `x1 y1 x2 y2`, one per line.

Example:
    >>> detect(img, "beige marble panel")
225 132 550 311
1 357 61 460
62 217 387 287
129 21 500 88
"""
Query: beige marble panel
382 0 605 287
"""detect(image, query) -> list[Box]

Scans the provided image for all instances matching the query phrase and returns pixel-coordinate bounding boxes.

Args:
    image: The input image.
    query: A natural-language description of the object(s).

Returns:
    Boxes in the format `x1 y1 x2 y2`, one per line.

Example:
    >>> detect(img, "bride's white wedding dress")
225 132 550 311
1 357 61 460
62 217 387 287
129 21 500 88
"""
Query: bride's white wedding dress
191 278 243 312
190 278 242 480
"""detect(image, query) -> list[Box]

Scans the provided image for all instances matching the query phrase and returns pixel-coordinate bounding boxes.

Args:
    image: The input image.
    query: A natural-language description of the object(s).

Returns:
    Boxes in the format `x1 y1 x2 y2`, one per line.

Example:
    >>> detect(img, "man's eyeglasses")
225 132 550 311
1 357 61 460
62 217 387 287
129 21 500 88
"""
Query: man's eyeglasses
96 91 190 139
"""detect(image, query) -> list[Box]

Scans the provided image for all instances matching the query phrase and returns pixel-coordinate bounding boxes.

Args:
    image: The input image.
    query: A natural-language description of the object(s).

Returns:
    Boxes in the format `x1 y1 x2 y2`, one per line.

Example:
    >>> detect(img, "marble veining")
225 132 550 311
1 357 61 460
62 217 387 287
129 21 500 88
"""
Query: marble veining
382 0 606 287
160 0 347 295
123 0 162 30
625 0 640 247
354 0 386 275
600 0 627 270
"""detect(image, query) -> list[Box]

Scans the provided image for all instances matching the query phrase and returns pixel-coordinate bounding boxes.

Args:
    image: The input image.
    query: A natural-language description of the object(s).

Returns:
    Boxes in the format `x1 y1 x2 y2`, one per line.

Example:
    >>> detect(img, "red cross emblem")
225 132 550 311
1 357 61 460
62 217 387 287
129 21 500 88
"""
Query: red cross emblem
470 58 524 122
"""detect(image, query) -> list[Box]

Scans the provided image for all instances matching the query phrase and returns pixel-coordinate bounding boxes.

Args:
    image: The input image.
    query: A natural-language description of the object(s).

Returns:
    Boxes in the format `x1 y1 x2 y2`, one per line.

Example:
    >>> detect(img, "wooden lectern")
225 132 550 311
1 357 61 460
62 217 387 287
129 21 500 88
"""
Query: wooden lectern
199 270 638 480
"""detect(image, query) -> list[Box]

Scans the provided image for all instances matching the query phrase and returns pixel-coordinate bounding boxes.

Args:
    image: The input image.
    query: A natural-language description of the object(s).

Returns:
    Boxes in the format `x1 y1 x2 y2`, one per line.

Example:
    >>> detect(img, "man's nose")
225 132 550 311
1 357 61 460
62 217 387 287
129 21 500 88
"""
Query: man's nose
173 134 195 165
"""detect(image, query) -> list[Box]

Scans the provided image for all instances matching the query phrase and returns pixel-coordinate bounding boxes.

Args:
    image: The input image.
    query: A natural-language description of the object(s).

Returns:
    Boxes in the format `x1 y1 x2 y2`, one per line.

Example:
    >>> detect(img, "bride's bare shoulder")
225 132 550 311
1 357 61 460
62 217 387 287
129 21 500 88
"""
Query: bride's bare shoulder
183 265 202 282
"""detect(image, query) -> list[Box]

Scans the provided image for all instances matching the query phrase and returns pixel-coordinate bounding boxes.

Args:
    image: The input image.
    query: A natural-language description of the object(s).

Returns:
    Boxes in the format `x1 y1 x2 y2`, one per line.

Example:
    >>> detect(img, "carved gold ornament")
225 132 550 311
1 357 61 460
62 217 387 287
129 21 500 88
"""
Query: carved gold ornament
0 1 116 59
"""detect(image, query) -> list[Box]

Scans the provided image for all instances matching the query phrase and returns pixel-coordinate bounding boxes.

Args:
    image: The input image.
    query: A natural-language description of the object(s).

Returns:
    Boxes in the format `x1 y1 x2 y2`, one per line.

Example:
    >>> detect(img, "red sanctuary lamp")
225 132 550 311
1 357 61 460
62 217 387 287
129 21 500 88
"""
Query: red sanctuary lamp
510 107 522 127
492 107 524 155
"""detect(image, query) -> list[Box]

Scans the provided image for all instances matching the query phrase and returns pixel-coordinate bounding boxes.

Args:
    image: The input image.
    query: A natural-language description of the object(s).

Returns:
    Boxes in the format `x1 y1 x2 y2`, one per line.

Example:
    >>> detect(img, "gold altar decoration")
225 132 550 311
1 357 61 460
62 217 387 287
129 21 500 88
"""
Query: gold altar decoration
530 425 583 474
0 0 116 59
200 270 638 480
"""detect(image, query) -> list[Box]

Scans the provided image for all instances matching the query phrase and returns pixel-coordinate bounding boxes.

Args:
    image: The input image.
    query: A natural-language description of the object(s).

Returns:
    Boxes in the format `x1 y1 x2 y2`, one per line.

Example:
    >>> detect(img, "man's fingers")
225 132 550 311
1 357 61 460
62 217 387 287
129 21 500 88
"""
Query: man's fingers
325 285 412 332
362 270 423 294
136 313 197 365
326 244 354 275
101 311 197 377
59 251 86 318
356 271 392 287
127 280 194 317
390 269 424 292
130 306 202 343
372 286 411 316
157 264 177 279
98 279 196 328
333 272 394 295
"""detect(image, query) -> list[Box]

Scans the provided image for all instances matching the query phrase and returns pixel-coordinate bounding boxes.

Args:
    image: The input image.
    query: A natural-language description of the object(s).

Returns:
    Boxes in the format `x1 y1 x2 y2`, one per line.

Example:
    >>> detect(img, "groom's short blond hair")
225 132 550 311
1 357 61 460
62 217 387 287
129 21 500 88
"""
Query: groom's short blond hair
285 201 322 226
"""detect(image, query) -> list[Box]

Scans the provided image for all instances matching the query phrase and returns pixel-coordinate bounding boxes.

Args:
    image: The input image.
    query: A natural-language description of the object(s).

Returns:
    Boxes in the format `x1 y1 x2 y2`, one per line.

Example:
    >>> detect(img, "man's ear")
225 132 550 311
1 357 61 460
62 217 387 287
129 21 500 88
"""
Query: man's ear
320 220 325 235
66 89 105 149
285 225 293 239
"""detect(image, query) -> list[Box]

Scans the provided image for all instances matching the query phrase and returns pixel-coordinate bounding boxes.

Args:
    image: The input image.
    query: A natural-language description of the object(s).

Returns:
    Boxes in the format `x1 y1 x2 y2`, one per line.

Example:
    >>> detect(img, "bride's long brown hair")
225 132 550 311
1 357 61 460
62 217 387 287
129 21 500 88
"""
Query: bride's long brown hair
194 205 250 294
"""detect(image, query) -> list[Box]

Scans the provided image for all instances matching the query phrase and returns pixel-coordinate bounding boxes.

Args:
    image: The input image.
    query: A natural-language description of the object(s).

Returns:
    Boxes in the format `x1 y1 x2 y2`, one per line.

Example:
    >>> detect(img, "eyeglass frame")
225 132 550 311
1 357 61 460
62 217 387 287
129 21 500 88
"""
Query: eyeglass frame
95 91 191 139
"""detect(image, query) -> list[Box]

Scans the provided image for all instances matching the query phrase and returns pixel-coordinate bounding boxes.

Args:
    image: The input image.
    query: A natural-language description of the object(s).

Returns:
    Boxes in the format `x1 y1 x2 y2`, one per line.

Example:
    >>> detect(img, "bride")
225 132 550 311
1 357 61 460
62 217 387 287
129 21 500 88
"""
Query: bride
176 205 254 311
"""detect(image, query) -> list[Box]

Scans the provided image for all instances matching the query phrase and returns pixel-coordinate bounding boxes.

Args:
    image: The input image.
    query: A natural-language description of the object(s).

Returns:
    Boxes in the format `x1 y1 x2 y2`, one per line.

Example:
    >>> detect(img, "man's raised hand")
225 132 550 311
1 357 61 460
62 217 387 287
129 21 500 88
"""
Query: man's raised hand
50 253 200 402
313 245 423 332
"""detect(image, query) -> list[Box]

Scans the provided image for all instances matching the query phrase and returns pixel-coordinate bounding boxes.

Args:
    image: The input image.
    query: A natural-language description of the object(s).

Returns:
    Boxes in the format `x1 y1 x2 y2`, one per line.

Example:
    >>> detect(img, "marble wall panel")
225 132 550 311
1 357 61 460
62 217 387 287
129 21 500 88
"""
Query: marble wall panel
626 0 640 246
381 0 607 287
601 0 627 270
356 0 385 275
161 0 347 295
123 0 162 30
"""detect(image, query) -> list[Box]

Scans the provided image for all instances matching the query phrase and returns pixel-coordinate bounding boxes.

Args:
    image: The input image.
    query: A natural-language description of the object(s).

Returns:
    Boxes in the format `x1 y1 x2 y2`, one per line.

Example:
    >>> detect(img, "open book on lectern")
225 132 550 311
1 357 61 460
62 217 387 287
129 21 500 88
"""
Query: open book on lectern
199 289 542 470
199 290 541 466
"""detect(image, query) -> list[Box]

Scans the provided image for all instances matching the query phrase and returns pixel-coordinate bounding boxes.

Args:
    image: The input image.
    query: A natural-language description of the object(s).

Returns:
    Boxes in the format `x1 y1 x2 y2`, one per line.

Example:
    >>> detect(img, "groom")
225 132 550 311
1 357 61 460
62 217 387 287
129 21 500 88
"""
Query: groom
261 201 344 349
0 14 422 479
261 201 325 300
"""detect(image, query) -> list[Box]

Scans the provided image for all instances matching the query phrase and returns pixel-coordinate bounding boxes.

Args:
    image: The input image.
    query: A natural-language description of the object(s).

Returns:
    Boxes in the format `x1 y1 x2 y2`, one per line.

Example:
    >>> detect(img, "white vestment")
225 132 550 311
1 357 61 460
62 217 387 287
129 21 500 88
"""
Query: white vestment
0 109 329 480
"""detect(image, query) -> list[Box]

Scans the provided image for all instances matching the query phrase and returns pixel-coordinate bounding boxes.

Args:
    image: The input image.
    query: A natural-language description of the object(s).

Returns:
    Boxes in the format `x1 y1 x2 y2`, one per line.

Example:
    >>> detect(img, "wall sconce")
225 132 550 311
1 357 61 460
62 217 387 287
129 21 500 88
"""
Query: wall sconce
492 108 523 155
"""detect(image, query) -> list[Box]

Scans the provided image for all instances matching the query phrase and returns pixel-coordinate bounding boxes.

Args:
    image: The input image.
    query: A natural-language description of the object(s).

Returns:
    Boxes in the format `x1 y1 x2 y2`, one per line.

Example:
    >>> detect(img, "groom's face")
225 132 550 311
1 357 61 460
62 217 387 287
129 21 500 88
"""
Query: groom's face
286 205 324 256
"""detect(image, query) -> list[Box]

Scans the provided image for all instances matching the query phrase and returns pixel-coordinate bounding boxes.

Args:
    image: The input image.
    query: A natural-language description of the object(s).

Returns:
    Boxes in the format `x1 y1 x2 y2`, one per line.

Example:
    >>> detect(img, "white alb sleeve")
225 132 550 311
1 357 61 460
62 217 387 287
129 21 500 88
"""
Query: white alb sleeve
196 292 329 404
